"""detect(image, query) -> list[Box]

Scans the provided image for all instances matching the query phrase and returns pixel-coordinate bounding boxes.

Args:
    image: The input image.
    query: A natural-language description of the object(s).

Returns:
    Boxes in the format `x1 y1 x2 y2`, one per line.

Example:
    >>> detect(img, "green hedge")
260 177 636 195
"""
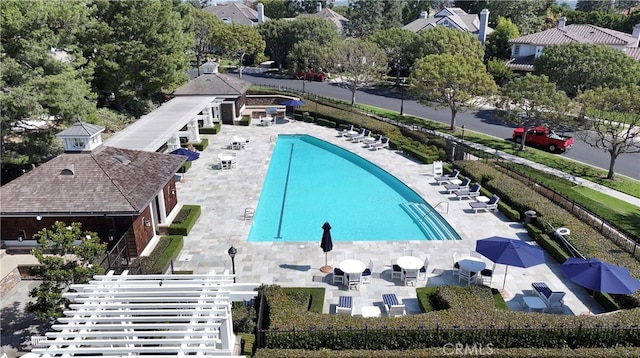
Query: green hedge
315 118 336 128
199 122 221 134
239 115 251 126
167 205 201 236
400 144 442 164
137 236 184 274
260 285 640 351
181 138 209 151
177 160 191 173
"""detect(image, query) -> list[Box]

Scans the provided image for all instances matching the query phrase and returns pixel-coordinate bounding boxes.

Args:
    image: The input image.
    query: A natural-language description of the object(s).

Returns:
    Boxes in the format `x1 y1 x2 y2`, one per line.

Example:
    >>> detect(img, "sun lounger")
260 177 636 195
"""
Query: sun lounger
382 293 405 317
532 282 566 312
351 129 371 142
444 177 471 194
336 296 354 315
469 195 500 213
338 124 355 137
345 127 365 139
434 169 459 184
454 183 481 200
364 134 382 146
370 137 389 150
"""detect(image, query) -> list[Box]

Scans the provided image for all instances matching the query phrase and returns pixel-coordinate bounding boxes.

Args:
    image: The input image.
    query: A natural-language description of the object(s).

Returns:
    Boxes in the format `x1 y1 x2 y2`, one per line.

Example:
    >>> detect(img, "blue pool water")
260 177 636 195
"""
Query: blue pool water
247 135 460 242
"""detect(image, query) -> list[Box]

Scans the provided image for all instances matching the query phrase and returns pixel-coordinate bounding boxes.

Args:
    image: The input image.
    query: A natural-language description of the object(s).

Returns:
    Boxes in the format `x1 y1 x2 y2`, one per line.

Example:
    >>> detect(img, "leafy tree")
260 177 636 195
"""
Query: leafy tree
486 59 514 86
188 6 225 76
328 38 388 105
565 8 640 32
1 0 96 183
575 87 640 180
261 0 299 19
575 0 613 12
81 0 193 111
494 74 573 151
346 0 403 38
368 28 418 84
485 0 550 35
402 0 432 24
287 39 334 94
215 23 265 78
484 16 519 60
534 43 640 98
299 0 332 13
409 54 498 130
413 26 485 60
27 221 106 321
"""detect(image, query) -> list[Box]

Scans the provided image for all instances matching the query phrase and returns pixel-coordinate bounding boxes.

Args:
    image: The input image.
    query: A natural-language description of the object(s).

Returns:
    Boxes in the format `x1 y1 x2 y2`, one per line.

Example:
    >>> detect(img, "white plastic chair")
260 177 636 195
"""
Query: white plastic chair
458 268 476 285
480 262 495 285
361 259 373 284
452 252 459 272
348 272 361 291
402 248 413 257
391 258 403 280
418 256 430 281
404 269 418 286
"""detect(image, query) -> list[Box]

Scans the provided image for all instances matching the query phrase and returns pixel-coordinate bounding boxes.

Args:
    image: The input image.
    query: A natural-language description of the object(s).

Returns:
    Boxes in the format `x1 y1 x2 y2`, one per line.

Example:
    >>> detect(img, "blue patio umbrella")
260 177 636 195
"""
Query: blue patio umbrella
475 236 545 289
320 222 333 273
281 99 306 107
560 257 640 295
169 147 200 161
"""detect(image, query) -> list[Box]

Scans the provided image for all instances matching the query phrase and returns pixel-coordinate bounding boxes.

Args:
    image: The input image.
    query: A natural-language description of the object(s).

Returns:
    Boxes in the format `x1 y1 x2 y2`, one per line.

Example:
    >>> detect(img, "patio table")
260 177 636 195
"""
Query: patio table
396 256 423 271
458 256 486 273
339 259 366 274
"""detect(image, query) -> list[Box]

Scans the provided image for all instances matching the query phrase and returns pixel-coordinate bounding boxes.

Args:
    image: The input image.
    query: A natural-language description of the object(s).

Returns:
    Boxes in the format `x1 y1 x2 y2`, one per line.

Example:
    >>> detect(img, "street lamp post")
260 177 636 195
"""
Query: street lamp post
400 85 405 116
227 245 237 283
315 95 318 122
461 125 465 142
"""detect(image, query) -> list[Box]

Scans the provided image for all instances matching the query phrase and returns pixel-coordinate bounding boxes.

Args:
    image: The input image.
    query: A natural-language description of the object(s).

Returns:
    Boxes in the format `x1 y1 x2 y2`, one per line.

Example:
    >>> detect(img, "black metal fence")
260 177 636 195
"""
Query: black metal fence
96 229 141 274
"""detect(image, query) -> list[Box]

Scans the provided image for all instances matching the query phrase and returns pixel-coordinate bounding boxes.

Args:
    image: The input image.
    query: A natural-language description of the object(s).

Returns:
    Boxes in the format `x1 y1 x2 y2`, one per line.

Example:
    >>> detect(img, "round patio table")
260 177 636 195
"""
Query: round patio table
339 259 366 274
396 256 423 271
458 257 486 273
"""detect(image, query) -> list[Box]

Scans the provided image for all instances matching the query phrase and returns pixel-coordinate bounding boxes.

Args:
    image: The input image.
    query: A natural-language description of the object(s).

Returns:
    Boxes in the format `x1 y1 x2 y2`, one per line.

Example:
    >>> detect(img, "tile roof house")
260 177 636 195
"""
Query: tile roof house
0 122 185 262
296 2 349 35
507 17 640 71
173 61 252 124
403 7 493 44
203 1 268 26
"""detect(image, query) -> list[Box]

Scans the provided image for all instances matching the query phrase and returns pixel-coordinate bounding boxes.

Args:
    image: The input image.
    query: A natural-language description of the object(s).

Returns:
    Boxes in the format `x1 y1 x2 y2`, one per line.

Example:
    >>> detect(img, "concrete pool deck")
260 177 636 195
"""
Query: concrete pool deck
170 119 601 316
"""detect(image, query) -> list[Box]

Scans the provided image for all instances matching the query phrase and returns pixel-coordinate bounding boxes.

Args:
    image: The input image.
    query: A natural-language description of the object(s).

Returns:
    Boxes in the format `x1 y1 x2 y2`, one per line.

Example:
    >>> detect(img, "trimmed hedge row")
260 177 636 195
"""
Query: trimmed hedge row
167 205 201 236
181 138 209 151
177 160 191 173
199 122 221 134
137 235 184 274
455 160 640 307
239 115 251 126
261 285 640 350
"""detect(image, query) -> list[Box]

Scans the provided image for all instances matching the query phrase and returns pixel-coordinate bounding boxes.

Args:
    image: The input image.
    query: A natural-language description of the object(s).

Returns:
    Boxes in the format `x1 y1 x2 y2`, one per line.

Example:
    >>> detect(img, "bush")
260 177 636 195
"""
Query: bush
199 122 221 134
181 138 209 151
137 236 184 274
239 115 251 126
167 205 201 235
177 160 192 173
315 118 336 128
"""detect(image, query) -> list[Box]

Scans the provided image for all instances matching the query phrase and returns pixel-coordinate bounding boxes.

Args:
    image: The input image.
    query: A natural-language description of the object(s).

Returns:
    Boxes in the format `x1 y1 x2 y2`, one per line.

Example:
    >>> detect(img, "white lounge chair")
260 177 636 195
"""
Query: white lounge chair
336 296 354 315
454 183 481 200
338 124 355 137
351 129 371 142
444 177 471 194
345 127 364 139
364 134 382 147
370 136 389 150
434 169 460 184
532 282 566 312
469 195 500 213
382 293 405 317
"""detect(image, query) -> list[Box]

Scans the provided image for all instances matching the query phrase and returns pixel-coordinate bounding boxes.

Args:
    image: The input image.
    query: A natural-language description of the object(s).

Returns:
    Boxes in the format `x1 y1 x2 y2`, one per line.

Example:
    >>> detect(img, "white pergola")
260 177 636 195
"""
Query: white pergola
30 271 258 357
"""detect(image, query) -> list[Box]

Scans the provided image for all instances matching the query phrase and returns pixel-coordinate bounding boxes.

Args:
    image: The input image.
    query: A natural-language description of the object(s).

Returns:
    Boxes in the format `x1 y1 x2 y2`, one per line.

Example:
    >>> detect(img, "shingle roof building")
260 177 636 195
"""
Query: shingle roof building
203 1 268 26
403 7 492 43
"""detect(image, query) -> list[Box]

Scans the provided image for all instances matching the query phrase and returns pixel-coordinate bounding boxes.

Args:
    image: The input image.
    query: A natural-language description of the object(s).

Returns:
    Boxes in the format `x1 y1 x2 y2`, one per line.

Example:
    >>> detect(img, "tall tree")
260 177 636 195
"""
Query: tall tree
346 0 402 38
27 221 106 321
575 87 640 180
534 43 640 98
368 28 417 84
402 0 432 24
188 6 225 76
575 0 614 12
485 0 550 35
214 23 265 79
413 26 485 60
484 16 520 60
82 0 193 111
494 74 573 151
260 0 299 19
1 0 96 183
328 38 388 105
409 54 498 130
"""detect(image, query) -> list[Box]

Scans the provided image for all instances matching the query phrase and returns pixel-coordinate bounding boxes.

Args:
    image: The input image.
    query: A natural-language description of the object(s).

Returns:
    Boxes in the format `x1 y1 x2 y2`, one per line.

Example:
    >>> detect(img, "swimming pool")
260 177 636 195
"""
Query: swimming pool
247 135 460 242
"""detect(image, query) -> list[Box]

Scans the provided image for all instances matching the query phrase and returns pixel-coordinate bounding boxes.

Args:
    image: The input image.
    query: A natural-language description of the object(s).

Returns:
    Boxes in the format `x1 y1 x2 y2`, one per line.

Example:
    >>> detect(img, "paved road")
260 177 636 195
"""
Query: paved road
241 72 640 180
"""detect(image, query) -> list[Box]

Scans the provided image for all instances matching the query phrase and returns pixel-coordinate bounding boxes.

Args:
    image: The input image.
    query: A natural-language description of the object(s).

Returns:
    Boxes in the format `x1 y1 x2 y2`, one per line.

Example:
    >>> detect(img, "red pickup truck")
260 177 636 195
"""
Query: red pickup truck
295 70 326 81
512 126 574 152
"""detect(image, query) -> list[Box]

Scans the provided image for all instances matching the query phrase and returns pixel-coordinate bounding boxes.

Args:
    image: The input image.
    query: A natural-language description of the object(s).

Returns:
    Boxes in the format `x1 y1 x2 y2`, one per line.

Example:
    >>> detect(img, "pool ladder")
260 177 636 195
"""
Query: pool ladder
434 201 449 214
269 135 276 142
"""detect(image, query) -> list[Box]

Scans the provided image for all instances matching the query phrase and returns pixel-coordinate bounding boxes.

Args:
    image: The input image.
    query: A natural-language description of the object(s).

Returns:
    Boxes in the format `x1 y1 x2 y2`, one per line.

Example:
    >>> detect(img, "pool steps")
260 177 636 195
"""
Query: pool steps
400 202 460 240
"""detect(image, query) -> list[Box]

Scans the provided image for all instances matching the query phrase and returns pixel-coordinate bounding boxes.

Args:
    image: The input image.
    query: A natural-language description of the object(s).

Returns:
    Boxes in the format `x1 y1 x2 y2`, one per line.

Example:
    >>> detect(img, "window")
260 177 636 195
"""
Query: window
513 45 520 56
71 138 85 149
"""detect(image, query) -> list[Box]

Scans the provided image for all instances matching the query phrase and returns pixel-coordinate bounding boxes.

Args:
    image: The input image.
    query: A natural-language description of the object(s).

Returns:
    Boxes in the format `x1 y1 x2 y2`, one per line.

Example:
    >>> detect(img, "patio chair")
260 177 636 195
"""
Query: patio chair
336 296 354 315
433 160 443 176
242 207 255 220
370 136 390 151
361 259 373 284
452 252 460 272
333 268 345 285
345 127 365 139
458 267 476 285
348 272 362 291
391 258 403 280
532 282 566 311
403 248 413 257
351 129 371 143
454 183 481 200
364 134 382 147
444 178 471 194
469 195 500 213
418 256 430 281
338 124 354 137
382 293 405 317
434 169 460 184
480 262 495 285
404 269 418 286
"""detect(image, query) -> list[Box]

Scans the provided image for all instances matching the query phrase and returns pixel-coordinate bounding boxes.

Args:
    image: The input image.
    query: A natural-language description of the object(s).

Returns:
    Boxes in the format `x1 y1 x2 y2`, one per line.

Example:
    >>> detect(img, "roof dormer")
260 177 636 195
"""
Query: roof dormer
56 121 105 153
201 61 219 74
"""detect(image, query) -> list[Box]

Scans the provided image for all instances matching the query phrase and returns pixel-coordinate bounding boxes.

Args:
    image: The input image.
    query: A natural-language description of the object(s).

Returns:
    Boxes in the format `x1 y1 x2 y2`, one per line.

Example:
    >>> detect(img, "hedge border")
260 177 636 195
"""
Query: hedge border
167 205 201 236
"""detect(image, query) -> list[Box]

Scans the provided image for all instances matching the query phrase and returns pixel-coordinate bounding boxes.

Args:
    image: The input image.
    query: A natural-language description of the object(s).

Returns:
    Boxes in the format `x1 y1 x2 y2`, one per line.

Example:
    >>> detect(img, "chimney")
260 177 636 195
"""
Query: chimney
317 2 322 13
558 16 566 30
633 23 640 47
420 11 429 19
257 3 264 23
479 9 489 45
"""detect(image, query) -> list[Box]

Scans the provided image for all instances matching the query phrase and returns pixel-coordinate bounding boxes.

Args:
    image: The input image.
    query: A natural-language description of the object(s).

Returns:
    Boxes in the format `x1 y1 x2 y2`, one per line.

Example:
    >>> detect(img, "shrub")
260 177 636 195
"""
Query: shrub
239 115 251 126
316 118 336 128
199 122 222 134
137 236 184 274
177 160 192 173
167 205 201 235
181 138 209 151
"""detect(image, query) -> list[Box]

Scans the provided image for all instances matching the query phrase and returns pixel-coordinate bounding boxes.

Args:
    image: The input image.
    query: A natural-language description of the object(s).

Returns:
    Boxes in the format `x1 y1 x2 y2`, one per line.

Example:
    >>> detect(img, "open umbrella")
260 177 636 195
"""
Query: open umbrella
280 99 306 107
320 221 333 273
170 147 200 182
560 257 640 295
475 236 545 289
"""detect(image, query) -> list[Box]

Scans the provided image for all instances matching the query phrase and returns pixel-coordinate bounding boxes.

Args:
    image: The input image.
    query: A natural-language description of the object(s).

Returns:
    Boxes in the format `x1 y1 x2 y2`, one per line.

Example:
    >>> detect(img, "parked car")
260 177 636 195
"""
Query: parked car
512 126 574 153
295 71 326 82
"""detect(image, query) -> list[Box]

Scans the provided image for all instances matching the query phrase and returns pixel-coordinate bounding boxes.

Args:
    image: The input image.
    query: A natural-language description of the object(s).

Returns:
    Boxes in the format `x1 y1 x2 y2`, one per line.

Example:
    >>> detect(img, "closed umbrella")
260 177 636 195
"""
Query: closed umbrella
560 257 640 295
475 236 545 290
320 221 333 273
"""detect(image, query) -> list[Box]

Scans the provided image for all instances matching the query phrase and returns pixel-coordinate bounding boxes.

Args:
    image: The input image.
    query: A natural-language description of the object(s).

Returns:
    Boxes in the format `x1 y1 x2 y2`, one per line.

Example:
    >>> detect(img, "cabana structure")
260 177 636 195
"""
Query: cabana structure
29 272 258 357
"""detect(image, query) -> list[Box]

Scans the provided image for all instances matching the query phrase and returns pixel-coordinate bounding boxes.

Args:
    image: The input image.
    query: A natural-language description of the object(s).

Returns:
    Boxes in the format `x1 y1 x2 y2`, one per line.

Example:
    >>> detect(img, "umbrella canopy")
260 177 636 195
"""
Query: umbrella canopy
281 99 306 107
169 147 200 161
320 222 333 273
560 257 640 295
475 236 545 289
